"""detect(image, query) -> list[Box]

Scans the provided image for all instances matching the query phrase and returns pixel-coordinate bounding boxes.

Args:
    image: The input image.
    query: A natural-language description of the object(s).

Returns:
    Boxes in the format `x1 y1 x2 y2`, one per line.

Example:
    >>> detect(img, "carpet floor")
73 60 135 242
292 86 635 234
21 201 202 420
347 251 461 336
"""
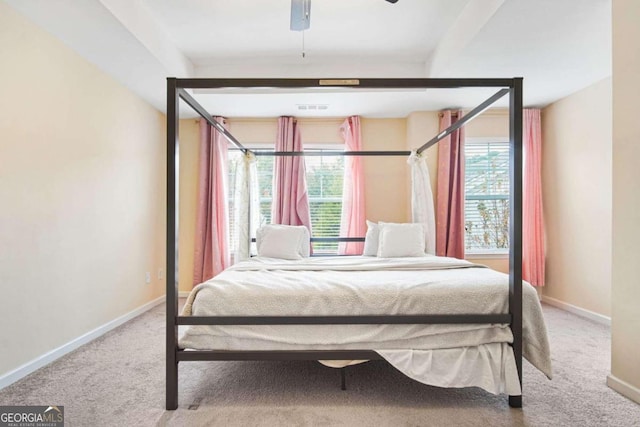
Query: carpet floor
1 302 639 426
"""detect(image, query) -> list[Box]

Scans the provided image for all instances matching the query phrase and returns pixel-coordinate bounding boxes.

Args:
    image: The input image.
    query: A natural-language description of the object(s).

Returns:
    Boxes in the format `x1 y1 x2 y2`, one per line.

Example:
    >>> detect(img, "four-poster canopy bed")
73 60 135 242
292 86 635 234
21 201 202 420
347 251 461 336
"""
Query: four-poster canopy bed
166 77 540 411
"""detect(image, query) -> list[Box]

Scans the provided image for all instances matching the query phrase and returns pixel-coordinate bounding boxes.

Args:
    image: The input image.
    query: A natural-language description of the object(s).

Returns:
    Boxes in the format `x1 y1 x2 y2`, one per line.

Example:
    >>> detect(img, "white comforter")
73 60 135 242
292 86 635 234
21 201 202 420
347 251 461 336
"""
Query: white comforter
179 256 552 394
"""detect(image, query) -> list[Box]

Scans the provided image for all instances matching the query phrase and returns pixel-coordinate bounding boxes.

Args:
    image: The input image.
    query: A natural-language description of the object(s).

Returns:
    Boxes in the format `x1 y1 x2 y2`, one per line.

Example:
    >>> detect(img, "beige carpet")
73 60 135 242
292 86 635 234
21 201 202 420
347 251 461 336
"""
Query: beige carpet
1 302 639 426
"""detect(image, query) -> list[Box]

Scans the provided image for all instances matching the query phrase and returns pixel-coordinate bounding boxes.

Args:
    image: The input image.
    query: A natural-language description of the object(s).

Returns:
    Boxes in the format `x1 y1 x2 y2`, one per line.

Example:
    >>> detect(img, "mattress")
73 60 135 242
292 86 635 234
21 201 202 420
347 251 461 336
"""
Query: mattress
179 256 552 395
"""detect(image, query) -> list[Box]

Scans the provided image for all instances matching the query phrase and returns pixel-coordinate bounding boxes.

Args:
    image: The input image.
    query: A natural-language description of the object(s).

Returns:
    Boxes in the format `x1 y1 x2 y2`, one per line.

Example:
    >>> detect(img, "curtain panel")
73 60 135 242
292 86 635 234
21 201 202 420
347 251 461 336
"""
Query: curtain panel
436 110 466 259
233 151 260 262
272 117 312 233
408 151 437 255
523 109 545 286
193 117 231 286
338 116 366 255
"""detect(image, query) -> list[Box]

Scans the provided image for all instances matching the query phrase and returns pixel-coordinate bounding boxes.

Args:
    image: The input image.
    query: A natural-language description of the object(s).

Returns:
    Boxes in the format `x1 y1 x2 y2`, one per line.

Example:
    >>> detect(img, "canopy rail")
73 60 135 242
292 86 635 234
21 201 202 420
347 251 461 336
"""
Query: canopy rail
177 77 515 89
177 313 512 326
416 88 510 155
177 88 248 154
177 350 384 362
252 150 411 157
250 237 364 243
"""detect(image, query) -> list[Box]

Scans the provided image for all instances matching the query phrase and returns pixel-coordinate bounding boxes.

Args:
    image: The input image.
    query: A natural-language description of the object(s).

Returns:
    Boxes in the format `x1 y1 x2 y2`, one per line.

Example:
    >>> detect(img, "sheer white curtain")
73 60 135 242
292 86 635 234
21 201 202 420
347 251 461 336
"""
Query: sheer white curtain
408 151 436 255
233 151 260 262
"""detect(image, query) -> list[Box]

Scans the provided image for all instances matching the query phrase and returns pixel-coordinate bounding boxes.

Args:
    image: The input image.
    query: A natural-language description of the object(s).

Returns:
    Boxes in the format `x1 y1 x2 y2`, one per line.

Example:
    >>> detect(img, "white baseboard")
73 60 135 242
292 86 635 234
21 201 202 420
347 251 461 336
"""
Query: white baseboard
607 374 640 404
0 295 165 390
179 291 190 298
541 295 611 326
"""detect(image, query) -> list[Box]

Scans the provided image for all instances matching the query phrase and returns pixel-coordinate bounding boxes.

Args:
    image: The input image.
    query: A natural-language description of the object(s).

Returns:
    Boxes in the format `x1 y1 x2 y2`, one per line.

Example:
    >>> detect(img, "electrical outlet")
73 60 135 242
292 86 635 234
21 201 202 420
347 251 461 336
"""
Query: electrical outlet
158 268 164 280
145 272 151 284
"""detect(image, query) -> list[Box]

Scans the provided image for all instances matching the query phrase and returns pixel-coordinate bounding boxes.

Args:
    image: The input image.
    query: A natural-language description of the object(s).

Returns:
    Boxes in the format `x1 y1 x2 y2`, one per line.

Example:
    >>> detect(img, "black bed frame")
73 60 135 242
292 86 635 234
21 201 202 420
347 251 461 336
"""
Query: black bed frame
166 78 523 410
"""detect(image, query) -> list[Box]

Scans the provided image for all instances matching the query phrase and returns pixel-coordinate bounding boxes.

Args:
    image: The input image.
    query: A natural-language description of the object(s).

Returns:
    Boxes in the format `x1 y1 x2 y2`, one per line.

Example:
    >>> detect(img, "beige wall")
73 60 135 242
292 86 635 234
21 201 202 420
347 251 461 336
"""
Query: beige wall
229 118 343 145
0 4 165 377
541 78 613 316
178 120 200 292
465 109 509 138
361 118 410 223
610 0 640 402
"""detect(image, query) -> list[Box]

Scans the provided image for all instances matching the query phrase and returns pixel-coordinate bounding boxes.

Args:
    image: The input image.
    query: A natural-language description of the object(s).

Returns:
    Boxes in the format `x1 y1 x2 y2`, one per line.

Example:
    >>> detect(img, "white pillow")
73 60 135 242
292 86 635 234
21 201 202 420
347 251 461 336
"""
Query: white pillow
362 220 379 256
256 225 310 259
377 222 426 258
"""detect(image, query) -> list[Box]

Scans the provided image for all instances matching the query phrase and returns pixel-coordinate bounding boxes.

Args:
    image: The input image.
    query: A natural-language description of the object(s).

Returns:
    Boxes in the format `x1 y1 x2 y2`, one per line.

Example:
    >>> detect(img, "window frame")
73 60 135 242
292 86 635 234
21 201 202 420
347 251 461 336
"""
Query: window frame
464 136 510 257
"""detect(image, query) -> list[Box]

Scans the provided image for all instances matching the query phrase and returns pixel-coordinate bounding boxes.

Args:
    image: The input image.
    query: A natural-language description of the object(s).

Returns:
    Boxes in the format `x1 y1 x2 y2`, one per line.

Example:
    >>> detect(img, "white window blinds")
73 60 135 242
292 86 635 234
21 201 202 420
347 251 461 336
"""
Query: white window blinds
305 150 344 254
464 140 510 252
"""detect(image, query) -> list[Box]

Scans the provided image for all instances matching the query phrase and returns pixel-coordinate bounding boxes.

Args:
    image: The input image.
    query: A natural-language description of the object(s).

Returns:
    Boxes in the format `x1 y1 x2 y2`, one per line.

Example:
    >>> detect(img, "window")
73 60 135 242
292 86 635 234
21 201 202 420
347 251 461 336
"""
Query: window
227 145 344 255
464 139 510 253
305 149 344 254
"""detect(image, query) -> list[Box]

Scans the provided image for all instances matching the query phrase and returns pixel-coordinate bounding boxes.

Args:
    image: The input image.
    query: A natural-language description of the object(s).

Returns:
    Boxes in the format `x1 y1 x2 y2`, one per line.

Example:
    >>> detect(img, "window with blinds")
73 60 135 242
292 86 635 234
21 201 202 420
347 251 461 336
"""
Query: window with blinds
464 139 510 252
305 150 344 254
227 147 344 255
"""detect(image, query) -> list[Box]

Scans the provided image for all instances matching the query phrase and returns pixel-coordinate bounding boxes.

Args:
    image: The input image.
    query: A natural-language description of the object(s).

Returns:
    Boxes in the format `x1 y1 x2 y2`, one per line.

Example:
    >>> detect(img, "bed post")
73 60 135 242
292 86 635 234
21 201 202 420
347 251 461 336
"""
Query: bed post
508 77 524 408
166 77 180 410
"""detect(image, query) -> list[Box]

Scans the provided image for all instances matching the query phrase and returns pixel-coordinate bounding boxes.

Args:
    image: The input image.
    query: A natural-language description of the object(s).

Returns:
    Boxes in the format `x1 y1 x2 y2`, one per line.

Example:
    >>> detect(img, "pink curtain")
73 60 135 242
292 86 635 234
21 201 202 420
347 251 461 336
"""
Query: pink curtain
272 117 312 232
523 109 545 286
193 117 230 286
436 110 466 259
338 116 366 255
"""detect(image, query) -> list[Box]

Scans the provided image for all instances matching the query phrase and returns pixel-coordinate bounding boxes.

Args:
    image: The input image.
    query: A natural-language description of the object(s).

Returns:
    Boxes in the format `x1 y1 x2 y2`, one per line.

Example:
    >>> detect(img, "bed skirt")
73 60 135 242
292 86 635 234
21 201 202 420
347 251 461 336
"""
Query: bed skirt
320 343 521 395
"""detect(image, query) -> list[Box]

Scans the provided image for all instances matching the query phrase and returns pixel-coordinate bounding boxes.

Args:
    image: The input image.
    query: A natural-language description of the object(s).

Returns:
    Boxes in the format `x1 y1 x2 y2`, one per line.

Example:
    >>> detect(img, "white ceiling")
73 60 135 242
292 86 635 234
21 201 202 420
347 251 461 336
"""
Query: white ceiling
5 0 611 118
145 0 469 63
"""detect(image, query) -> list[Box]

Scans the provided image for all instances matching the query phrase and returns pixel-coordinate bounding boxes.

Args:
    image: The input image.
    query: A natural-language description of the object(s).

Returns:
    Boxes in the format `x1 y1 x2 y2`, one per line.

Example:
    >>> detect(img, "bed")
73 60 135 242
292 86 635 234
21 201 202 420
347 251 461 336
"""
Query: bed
166 77 529 410
179 255 551 397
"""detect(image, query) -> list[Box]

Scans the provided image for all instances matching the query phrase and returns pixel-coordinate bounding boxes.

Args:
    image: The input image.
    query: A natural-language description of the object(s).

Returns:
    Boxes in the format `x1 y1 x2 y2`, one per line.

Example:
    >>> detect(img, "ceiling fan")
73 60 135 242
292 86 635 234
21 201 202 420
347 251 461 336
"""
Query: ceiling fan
290 0 398 31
